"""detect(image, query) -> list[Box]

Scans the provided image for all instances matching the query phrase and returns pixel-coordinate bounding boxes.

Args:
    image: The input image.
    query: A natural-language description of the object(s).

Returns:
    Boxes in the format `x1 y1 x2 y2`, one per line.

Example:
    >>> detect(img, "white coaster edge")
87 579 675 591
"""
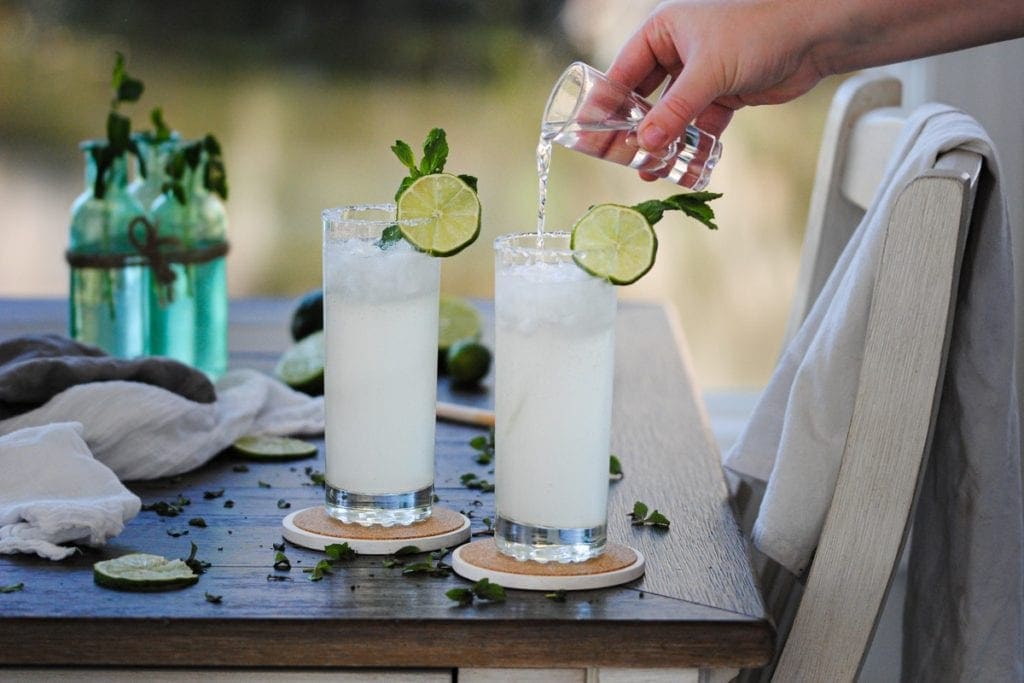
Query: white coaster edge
451 543 646 591
281 507 471 555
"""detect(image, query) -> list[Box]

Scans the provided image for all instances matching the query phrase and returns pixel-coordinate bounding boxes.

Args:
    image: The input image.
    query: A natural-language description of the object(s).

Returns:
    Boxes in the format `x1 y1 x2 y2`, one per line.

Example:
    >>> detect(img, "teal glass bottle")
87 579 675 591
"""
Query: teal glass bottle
148 147 229 377
129 133 179 212
67 142 148 358
192 156 229 379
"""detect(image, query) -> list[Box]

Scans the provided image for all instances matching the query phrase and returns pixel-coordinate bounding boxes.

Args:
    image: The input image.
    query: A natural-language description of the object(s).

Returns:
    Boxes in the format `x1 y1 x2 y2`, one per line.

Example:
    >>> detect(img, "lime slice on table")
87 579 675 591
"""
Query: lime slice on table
570 204 658 285
93 553 198 592
438 297 482 351
232 435 318 461
396 173 481 256
275 330 324 396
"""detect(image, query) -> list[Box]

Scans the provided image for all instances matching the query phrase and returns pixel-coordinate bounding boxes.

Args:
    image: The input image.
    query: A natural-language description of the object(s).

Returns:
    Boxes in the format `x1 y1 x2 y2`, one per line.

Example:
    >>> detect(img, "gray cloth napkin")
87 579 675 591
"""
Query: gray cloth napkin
724 105 1022 680
0 334 215 419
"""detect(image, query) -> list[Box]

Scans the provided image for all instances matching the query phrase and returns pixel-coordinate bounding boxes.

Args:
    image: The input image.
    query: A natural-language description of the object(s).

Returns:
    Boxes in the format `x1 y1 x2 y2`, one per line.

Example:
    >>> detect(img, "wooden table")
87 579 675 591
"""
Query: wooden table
0 298 773 680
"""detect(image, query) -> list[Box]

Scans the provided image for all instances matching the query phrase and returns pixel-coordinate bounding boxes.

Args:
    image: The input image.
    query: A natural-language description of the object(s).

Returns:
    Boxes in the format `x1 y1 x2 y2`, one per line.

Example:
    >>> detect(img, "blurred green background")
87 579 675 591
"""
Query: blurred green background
0 0 841 388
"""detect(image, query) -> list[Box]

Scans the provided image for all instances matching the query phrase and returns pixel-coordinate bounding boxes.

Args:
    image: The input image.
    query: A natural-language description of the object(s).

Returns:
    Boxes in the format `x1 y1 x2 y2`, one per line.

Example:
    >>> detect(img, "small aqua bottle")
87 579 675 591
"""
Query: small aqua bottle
129 132 179 212
67 141 148 358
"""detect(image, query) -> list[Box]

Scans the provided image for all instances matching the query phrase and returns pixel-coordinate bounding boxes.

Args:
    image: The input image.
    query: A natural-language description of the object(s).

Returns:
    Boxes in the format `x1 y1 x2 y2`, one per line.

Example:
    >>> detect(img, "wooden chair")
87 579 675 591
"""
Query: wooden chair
730 73 984 681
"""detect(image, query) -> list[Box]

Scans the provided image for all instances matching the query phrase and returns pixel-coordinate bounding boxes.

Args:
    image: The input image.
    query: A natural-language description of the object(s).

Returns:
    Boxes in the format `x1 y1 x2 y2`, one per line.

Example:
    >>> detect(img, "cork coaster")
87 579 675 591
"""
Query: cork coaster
451 539 645 591
282 506 470 555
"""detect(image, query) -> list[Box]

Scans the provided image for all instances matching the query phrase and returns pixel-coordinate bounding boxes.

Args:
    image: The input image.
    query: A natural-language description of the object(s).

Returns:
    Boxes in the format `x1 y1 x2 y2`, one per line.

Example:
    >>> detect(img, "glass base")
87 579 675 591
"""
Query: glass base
325 484 433 527
494 515 605 564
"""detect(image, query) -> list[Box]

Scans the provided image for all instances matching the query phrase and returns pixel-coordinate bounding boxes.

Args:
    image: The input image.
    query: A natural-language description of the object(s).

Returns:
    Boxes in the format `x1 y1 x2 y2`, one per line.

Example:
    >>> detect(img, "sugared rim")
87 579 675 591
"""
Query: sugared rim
493 231 575 256
321 203 397 225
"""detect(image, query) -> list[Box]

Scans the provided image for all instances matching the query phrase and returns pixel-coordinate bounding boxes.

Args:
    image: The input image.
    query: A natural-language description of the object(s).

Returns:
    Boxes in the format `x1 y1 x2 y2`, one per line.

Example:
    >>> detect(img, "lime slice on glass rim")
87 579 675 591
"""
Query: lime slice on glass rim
232 435 318 461
93 553 198 592
569 204 658 285
396 173 481 256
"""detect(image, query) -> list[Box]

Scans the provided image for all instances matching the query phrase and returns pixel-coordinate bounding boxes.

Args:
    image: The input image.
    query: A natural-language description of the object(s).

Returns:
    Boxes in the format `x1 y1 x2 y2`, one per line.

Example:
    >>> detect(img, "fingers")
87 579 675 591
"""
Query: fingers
638 65 720 151
606 25 661 91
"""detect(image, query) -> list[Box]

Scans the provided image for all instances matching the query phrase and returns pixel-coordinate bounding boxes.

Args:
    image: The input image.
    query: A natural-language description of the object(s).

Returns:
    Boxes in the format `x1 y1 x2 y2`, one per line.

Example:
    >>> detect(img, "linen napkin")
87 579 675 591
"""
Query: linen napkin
0 422 141 560
724 105 1022 679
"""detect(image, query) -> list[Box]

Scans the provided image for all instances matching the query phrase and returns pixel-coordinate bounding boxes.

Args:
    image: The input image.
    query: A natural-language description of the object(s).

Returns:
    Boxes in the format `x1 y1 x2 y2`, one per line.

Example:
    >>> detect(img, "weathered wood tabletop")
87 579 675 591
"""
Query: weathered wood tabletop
0 298 772 671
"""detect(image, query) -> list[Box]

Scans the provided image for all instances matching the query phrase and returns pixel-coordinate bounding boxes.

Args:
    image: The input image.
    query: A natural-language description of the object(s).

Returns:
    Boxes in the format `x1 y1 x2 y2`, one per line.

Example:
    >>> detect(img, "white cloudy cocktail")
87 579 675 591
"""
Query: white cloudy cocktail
322 204 440 526
493 232 617 563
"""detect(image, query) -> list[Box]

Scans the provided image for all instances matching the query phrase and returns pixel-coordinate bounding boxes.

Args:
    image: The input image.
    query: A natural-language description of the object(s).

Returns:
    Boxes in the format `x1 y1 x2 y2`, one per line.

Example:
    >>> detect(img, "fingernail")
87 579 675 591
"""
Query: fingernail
640 124 669 151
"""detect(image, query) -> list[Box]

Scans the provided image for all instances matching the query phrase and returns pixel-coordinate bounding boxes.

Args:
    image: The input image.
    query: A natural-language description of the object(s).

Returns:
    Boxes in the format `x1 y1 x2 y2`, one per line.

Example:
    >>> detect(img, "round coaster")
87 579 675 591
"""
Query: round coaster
282 505 470 555
451 539 645 591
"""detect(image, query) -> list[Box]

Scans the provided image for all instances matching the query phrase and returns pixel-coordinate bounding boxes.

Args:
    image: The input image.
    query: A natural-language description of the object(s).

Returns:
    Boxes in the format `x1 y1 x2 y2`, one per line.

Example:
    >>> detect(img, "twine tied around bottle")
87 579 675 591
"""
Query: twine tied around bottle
65 215 230 306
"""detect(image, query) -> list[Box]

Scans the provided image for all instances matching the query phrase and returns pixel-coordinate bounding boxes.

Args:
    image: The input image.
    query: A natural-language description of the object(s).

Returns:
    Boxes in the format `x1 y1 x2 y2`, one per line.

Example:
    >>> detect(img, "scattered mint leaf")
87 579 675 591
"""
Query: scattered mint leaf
203 488 225 500
545 589 568 602
394 545 422 556
472 577 506 602
610 455 623 477
166 529 189 538
188 517 207 528
142 494 190 517
232 464 249 473
466 479 494 493
305 559 333 581
382 558 403 569
460 472 478 485
223 500 235 509
446 587 474 607
469 429 495 465
183 542 211 574
266 574 292 582
629 500 671 528
304 467 325 487
272 542 286 552
277 499 291 510
257 480 271 489
1 583 25 594
324 543 356 562
273 551 291 571
204 592 223 604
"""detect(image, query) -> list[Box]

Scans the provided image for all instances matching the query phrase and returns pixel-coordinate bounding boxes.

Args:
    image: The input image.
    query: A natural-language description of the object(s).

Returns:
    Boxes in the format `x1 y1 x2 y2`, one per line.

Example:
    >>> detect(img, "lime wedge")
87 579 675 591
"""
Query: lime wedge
396 173 481 256
439 297 482 352
232 435 318 461
93 553 198 592
570 204 658 285
275 330 324 396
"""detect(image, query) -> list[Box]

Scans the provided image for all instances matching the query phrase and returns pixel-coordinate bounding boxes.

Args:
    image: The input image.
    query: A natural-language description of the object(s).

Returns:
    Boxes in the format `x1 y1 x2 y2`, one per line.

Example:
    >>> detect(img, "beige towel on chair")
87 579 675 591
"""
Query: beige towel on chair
724 105 1022 680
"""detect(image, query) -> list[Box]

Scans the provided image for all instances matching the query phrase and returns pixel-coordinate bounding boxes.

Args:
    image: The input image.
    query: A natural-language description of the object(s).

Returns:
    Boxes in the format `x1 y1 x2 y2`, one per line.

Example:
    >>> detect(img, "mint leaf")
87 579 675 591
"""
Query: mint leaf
117 76 144 104
394 175 417 202
151 107 172 142
376 223 404 250
273 551 291 571
457 174 478 192
1 582 25 594
471 577 506 603
629 500 671 528
646 510 671 528
305 559 333 581
545 589 568 602
446 587 474 606
630 192 722 230
420 127 448 175
391 140 418 174
394 545 422 556
609 455 623 477
325 542 356 561
204 592 223 604
630 501 649 522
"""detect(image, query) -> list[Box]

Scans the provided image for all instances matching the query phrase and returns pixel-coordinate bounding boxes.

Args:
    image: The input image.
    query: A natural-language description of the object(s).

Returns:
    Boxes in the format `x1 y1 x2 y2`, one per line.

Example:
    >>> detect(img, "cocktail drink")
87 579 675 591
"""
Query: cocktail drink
493 232 617 563
322 204 440 526
541 61 722 191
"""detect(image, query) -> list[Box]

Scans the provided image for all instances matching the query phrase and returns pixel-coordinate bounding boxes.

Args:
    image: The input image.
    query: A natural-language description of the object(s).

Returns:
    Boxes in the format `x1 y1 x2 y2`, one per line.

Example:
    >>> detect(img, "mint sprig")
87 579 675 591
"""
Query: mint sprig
628 501 671 528
632 191 722 231
446 577 506 606
162 134 229 205
90 52 146 199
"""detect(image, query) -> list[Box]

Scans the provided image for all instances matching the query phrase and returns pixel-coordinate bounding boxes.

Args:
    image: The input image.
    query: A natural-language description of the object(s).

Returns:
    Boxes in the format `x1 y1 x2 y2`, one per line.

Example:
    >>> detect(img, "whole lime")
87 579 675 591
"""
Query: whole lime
446 339 492 386
290 289 323 342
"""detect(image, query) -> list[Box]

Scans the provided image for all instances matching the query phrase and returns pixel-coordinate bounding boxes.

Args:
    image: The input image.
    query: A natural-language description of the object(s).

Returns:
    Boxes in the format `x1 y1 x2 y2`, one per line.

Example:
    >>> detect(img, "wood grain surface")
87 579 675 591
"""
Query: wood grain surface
0 298 772 670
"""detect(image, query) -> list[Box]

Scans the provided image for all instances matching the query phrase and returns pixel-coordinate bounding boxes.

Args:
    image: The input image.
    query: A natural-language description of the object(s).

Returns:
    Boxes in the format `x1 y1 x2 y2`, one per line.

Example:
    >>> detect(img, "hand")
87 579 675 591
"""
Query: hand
607 0 826 162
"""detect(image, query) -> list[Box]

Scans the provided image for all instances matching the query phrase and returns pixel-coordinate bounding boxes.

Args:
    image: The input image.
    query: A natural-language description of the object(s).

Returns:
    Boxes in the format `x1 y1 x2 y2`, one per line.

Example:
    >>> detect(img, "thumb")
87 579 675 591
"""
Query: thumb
638 67 719 151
